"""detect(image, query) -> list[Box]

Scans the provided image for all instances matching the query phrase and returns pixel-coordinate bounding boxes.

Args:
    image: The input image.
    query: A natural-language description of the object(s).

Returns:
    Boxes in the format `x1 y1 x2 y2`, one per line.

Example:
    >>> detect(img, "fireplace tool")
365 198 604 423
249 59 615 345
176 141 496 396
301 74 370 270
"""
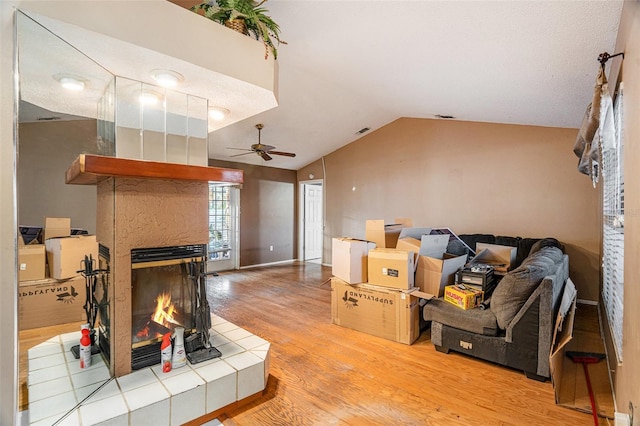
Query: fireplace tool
71 254 104 358
185 259 221 364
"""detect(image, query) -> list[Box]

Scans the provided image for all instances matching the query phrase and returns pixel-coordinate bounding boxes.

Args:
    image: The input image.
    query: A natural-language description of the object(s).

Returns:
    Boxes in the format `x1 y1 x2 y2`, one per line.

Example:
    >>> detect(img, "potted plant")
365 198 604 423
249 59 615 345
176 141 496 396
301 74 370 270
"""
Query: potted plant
190 0 286 60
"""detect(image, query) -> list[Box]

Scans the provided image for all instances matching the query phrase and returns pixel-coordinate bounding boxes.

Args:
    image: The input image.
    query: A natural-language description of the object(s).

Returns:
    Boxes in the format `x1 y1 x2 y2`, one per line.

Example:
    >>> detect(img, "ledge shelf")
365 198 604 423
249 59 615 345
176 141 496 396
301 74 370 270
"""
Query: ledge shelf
66 154 244 185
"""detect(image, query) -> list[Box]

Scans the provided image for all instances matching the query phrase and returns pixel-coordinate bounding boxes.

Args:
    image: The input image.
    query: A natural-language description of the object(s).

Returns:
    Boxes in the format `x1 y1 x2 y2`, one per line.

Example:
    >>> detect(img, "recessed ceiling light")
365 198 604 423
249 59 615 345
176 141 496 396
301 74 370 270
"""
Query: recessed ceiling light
54 74 85 91
150 69 184 88
208 106 230 121
139 91 161 105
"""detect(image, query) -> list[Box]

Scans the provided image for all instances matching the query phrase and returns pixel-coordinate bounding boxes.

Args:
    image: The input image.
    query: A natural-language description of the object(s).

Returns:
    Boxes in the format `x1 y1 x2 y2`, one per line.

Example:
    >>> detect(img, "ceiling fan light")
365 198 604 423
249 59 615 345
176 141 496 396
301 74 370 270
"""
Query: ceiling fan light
209 106 230 121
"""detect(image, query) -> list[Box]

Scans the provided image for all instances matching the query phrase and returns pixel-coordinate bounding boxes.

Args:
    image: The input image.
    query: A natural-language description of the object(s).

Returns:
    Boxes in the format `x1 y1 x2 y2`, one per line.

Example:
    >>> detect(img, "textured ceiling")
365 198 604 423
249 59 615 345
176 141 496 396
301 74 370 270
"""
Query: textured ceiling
206 0 624 169
19 1 624 170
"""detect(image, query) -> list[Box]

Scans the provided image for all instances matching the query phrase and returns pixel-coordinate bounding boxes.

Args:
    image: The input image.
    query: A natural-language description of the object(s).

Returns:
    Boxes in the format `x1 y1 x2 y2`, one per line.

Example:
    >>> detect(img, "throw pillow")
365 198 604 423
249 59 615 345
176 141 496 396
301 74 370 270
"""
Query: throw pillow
491 247 563 329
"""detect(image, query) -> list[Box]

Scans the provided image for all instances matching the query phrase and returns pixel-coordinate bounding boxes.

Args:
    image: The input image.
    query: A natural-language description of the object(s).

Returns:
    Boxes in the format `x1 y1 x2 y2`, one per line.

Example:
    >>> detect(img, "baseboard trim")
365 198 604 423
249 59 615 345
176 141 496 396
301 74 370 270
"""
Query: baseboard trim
577 298 598 306
239 259 296 269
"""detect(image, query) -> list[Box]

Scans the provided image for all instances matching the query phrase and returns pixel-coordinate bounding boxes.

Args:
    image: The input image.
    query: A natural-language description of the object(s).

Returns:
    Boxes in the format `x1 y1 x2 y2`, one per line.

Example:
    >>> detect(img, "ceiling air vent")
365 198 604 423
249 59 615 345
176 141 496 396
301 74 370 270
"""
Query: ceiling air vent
37 116 62 121
435 114 456 119
355 127 370 135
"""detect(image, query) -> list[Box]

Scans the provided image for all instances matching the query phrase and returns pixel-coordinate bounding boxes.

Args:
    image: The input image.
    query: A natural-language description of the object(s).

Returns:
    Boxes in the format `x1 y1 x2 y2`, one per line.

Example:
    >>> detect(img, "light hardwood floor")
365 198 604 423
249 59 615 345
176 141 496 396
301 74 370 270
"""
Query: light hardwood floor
20 262 605 425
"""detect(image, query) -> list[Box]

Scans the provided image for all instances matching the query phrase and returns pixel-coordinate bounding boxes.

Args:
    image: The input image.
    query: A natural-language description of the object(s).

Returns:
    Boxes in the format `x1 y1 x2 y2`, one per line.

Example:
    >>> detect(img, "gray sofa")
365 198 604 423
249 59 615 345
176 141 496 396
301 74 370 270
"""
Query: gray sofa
423 241 569 381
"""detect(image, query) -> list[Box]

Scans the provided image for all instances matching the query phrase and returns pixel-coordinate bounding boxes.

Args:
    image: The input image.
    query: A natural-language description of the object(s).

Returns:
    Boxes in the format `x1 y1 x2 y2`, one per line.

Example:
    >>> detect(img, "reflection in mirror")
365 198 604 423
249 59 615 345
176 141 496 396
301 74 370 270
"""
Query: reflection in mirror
16 10 114 424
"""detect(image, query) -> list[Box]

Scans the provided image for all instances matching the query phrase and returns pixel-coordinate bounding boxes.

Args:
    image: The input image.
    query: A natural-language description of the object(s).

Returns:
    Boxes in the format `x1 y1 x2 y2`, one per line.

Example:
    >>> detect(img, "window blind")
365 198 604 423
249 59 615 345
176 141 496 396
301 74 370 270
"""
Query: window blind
601 83 624 361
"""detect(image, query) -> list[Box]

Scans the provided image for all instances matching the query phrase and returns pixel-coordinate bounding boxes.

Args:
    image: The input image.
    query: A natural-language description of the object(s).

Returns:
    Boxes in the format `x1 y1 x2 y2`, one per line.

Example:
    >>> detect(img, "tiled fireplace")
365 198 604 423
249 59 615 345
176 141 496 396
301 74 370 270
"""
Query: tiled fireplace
26 155 270 424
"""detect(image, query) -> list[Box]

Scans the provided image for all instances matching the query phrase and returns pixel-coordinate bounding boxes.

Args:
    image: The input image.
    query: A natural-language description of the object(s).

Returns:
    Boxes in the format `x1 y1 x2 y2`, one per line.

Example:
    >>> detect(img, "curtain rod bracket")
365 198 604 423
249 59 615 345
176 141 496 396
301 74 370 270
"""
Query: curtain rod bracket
598 51 624 65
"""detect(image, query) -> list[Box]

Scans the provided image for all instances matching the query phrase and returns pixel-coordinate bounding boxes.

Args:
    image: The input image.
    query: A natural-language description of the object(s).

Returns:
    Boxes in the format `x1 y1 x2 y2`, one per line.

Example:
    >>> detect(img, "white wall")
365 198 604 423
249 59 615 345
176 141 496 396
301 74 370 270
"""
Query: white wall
1 3 18 424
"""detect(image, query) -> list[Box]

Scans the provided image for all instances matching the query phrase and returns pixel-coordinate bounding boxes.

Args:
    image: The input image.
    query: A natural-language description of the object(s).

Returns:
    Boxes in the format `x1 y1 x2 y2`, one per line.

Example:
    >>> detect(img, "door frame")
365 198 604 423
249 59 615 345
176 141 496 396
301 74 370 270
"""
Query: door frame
298 179 324 262
206 185 240 273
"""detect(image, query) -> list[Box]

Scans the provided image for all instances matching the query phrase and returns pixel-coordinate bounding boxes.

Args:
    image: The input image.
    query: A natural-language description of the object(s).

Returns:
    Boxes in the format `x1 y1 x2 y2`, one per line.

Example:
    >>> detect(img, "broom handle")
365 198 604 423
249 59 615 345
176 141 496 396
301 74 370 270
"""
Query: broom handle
582 363 599 426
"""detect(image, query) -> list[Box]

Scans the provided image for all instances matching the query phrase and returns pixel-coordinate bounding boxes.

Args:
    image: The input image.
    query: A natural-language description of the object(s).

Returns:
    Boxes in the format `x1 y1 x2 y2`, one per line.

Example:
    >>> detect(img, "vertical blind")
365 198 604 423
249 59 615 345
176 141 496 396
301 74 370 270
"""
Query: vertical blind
602 83 624 361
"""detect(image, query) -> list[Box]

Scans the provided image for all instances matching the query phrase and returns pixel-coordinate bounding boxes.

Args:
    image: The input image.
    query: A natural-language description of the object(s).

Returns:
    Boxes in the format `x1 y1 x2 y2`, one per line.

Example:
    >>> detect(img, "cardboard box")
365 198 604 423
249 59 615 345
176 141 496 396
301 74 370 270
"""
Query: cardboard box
331 277 420 344
395 237 421 260
43 217 71 241
415 253 467 296
18 276 86 330
45 235 98 279
550 278 577 405
443 284 484 310
365 218 412 248
332 237 376 284
367 248 415 290
470 243 517 273
18 244 46 282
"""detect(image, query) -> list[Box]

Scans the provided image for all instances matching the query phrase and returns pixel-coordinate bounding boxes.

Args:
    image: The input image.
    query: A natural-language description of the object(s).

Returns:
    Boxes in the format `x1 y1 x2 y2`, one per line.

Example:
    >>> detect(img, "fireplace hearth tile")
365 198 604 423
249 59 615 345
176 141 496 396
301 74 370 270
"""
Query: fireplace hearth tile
70 363 111 388
79 393 129 425
28 375 73 403
75 378 120 403
28 390 77 423
222 327 253 341
28 317 270 425
32 411 81 426
209 331 231 347
123 380 170 412
28 352 66 371
210 314 227 325
28 364 69 386
117 366 160 392
224 351 265 399
66 352 106 375
217 341 245 359
27 340 62 359
193 360 237 412
235 334 269 351
212 321 240 334
163 371 207 425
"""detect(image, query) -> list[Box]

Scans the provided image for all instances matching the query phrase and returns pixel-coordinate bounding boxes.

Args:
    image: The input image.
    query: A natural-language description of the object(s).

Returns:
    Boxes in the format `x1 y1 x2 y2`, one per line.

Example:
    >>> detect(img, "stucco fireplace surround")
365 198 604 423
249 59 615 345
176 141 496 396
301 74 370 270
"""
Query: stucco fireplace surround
25 154 271 424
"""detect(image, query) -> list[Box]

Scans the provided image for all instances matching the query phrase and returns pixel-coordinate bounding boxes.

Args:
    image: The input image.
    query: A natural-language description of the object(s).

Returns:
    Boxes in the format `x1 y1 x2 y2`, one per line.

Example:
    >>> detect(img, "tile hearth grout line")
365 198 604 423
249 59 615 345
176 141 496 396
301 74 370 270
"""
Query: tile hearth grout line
52 377 115 426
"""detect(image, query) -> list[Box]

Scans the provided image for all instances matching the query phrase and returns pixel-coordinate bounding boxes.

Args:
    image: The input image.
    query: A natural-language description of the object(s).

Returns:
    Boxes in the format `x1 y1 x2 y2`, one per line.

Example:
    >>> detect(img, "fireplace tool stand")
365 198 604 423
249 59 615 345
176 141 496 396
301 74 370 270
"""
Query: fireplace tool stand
71 254 105 359
185 260 221 364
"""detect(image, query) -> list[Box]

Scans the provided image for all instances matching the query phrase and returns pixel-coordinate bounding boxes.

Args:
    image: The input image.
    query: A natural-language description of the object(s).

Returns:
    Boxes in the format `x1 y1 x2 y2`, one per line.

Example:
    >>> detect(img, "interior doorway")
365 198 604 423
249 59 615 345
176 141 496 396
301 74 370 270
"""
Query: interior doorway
299 180 324 263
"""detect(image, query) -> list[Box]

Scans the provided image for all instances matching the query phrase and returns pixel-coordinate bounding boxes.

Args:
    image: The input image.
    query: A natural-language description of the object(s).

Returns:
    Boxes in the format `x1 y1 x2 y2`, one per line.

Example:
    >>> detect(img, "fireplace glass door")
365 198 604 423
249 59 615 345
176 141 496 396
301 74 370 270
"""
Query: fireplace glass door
130 244 205 369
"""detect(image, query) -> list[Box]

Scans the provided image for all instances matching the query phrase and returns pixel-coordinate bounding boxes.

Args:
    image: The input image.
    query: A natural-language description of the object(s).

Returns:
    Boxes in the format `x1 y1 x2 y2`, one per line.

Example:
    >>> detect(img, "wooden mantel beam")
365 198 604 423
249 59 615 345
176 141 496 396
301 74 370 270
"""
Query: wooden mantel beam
65 154 244 185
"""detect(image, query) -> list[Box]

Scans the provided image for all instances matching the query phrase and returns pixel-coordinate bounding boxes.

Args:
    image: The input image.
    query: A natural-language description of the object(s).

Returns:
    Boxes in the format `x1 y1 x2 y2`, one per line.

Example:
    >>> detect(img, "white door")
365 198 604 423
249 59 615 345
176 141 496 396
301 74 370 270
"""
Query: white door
206 183 239 272
304 183 323 260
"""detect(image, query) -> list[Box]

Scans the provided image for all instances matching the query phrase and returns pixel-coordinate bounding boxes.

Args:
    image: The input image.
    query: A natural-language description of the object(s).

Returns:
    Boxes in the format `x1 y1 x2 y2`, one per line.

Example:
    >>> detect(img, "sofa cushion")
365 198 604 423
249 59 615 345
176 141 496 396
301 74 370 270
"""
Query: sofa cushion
490 247 564 329
423 298 499 336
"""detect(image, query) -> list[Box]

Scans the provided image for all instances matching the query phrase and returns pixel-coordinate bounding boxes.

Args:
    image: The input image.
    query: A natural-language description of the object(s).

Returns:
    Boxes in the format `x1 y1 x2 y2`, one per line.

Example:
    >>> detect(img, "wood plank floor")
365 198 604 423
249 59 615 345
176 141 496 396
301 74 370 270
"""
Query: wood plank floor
204 263 599 426
19 262 609 425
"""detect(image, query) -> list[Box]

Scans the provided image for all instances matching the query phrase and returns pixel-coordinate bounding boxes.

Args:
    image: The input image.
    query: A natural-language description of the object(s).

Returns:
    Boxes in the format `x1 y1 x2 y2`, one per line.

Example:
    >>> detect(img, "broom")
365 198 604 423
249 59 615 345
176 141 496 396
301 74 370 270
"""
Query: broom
566 351 606 426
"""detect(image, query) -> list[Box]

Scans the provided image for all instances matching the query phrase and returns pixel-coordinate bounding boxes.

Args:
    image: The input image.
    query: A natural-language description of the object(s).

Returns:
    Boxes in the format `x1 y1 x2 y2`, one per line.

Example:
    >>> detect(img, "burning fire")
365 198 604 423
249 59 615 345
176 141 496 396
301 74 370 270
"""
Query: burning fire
153 292 180 329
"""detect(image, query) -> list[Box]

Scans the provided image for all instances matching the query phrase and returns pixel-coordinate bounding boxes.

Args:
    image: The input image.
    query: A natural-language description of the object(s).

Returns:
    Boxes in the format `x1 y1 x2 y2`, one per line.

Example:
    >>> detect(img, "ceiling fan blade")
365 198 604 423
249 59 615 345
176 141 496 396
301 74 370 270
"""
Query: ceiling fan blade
227 147 253 152
268 151 296 157
259 151 272 161
229 151 255 158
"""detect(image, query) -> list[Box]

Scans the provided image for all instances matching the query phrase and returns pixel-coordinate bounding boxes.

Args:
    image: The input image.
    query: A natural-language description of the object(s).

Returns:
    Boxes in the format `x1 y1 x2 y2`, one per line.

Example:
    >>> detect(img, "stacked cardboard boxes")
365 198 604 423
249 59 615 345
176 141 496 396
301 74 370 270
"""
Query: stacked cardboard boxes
18 217 95 330
331 219 471 344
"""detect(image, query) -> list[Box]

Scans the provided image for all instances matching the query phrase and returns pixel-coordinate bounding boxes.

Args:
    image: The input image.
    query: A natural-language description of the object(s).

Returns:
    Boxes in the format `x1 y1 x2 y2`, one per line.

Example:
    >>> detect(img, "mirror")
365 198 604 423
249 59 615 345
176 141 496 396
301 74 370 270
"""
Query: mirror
16 10 113 424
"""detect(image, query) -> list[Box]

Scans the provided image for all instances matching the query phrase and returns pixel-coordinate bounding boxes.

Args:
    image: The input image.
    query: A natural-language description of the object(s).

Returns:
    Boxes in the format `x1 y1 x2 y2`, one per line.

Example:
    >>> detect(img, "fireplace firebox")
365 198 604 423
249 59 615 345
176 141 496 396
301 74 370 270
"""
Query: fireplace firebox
130 244 206 370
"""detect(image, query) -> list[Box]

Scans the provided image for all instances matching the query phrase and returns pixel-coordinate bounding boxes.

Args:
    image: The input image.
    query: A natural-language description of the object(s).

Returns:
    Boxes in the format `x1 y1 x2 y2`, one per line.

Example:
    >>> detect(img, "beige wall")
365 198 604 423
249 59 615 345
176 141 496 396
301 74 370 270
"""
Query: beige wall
18 120 99 233
318 118 601 301
210 159 297 267
607 1 640 420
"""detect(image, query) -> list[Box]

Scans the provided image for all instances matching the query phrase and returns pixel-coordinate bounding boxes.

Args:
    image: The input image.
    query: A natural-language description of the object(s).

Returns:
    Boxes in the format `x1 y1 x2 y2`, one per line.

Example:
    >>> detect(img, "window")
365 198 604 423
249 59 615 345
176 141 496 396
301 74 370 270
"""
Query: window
602 83 624 361
208 184 232 261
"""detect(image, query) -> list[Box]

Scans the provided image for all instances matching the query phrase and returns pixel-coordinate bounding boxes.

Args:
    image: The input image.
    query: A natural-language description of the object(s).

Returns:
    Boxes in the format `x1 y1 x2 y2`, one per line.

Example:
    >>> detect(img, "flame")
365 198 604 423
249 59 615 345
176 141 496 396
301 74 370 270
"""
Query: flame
152 292 180 329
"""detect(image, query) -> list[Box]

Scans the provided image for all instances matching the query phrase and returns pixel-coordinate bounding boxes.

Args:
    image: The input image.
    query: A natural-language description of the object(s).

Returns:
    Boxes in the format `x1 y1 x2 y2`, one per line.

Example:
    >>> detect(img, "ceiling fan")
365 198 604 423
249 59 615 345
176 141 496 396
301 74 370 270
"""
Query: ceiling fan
228 124 296 161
